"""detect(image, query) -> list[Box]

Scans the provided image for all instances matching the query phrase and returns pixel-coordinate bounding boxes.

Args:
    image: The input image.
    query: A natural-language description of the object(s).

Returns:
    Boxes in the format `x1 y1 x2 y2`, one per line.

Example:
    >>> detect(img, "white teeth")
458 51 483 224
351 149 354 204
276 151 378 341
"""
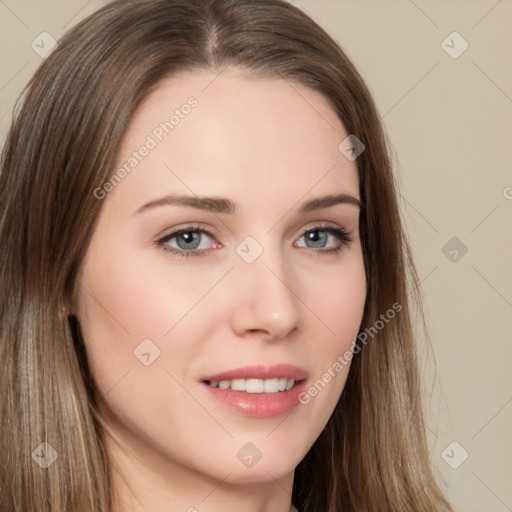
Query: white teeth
245 379 264 393
263 378 279 393
207 377 295 393
278 377 288 391
231 379 246 391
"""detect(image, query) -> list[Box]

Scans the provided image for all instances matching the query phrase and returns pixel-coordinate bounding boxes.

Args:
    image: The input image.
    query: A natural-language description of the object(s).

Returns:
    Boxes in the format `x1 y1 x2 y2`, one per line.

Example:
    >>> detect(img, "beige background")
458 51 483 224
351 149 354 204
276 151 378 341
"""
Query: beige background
1 1 511 510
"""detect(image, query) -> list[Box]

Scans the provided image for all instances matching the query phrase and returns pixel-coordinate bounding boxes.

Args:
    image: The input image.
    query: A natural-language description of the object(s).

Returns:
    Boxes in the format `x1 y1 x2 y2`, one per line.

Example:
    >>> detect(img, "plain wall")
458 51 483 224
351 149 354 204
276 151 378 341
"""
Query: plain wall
0 1 510 511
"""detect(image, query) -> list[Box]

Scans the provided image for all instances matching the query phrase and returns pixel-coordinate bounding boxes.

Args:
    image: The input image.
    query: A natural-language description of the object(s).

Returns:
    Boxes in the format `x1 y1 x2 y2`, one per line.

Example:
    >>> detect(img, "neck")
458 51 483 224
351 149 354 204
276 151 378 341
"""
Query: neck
106 431 296 512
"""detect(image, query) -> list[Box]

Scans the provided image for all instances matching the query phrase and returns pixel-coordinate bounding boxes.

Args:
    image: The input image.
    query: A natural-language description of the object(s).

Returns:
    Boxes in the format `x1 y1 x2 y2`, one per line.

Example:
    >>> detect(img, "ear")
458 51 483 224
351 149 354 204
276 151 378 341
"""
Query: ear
60 288 78 320
59 303 72 322
65 278 82 318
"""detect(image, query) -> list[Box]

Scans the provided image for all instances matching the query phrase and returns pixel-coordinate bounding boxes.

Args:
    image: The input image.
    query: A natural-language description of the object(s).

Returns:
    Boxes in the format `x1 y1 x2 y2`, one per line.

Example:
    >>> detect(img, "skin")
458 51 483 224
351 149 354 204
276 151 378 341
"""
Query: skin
73 68 367 512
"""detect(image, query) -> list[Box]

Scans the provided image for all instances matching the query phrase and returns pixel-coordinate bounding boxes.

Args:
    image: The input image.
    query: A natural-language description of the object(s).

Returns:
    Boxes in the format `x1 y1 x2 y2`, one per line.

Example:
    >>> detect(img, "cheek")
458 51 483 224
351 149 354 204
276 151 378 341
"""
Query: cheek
74 248 164 396
296 250 366 409
75 238 224 396
310 250 367 347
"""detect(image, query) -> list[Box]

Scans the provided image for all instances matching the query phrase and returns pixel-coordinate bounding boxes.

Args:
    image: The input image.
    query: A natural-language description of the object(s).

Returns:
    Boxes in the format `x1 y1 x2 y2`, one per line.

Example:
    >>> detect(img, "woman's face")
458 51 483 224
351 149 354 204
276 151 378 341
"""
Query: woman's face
75 69 366 499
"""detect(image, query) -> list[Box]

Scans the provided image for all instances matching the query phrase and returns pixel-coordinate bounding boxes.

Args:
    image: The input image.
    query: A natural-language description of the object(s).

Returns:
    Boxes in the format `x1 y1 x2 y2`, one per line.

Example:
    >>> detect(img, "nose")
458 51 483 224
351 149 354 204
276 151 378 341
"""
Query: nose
228 247 300 341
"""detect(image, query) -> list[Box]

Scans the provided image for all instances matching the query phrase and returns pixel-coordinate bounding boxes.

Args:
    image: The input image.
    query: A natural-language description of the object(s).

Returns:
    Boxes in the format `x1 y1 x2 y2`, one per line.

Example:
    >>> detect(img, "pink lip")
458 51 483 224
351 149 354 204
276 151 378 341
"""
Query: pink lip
199 364 309 418
201 364 308 382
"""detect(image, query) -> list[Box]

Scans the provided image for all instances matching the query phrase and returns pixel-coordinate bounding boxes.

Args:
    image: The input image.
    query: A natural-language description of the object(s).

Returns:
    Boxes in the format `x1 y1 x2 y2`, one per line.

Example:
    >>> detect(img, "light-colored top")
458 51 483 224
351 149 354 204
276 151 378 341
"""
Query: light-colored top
290 504 299 512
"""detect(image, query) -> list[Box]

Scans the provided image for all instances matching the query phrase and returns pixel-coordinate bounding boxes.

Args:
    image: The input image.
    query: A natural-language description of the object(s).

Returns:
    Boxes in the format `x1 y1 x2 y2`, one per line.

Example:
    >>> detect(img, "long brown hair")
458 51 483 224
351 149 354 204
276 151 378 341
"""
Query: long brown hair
0 0 453 510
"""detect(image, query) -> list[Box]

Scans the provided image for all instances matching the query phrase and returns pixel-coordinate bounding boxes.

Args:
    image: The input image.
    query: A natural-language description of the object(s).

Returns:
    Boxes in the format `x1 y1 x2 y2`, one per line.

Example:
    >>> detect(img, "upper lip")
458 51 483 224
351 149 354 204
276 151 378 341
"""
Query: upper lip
201 364 308 382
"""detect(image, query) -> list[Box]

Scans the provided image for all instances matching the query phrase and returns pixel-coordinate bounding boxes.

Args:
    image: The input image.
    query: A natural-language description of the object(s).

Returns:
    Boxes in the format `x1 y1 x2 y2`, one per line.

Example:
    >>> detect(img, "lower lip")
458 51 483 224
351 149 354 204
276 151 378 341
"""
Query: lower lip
200 380 308 418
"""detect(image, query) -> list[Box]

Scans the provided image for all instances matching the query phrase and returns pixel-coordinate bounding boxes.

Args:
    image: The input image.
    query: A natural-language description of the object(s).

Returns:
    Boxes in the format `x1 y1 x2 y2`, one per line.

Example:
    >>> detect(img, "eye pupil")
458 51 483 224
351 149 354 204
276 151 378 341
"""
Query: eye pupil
177 231 201 250
306 230 327 248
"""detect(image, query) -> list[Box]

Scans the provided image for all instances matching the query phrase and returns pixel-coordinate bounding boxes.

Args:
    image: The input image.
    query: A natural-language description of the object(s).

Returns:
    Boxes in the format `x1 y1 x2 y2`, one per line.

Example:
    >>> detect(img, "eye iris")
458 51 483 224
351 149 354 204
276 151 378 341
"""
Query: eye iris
306 230 327 248
176 231 201 250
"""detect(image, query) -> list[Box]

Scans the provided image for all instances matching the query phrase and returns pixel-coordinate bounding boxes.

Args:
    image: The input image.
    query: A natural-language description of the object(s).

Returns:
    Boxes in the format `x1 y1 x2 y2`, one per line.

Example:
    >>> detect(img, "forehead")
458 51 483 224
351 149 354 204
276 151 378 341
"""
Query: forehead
109 68 360 211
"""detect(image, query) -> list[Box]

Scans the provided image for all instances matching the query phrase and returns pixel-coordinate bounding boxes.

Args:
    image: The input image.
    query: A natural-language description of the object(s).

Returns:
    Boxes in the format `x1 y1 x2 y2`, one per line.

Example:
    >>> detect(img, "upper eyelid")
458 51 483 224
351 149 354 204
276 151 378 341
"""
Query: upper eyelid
157 224 214 240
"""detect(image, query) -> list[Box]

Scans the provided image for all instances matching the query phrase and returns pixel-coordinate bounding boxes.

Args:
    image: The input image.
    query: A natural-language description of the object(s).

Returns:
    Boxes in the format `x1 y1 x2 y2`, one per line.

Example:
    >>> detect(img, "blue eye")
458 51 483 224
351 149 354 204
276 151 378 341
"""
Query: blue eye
158 226 215 258
157 224 353 259
296 226 353 254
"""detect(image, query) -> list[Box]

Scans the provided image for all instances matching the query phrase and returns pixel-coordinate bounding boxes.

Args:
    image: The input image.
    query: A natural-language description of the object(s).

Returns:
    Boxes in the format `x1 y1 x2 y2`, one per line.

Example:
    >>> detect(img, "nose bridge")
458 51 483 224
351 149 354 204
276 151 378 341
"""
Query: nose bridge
229 235 300 339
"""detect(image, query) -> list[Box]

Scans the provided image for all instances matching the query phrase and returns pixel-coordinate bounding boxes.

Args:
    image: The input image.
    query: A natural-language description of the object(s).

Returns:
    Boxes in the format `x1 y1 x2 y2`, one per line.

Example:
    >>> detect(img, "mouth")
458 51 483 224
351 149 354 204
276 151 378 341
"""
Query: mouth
199 364 308 418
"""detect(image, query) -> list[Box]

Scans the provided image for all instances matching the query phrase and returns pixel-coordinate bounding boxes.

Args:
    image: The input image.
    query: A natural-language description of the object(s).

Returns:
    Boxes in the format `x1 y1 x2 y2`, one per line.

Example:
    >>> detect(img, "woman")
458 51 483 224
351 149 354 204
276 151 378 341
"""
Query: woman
0 0 454 511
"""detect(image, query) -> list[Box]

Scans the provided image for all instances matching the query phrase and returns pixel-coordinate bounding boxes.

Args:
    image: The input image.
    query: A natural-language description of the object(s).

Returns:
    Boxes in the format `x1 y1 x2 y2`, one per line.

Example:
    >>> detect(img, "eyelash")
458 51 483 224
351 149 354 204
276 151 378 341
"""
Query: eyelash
157 223 354 259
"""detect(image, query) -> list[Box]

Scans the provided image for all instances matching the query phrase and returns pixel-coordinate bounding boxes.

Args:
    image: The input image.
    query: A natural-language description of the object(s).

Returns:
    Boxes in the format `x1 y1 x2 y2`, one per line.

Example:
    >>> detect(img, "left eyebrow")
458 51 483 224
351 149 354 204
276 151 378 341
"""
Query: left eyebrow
133 192 363 216
298 193 364 213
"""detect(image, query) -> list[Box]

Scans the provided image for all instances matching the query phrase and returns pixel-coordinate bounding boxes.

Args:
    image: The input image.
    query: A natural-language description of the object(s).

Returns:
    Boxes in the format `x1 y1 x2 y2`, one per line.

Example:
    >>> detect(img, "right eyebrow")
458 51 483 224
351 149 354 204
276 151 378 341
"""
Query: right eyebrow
134 194 238 215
